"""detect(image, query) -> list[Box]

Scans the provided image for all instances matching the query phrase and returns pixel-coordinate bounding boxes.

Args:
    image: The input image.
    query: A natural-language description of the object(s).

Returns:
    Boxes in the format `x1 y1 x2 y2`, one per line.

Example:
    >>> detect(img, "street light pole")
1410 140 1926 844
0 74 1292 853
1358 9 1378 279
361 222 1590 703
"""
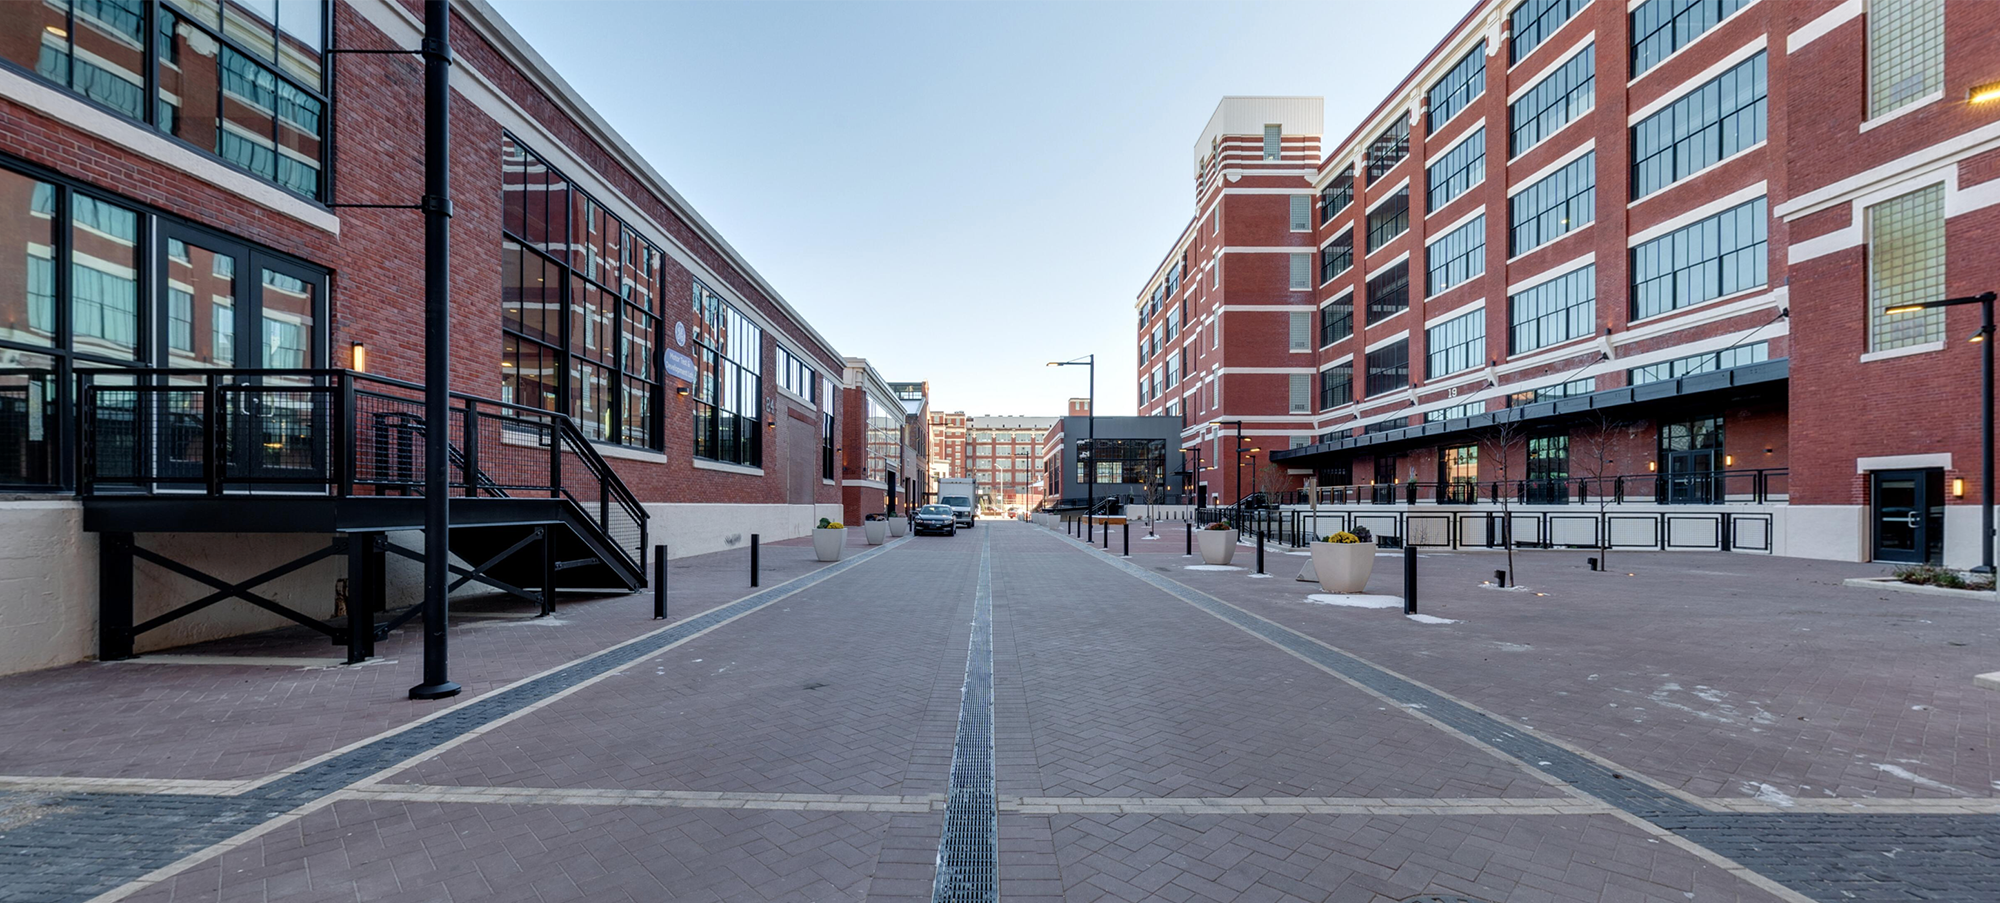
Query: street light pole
1047 355 1095 513
410 0 460 701
1887 291 1997 572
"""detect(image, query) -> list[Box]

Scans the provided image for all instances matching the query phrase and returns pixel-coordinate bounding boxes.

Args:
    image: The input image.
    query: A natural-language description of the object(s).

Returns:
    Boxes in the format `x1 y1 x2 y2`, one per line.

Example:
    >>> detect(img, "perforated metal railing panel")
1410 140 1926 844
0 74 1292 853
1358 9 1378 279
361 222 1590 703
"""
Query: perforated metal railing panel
932 530 997 902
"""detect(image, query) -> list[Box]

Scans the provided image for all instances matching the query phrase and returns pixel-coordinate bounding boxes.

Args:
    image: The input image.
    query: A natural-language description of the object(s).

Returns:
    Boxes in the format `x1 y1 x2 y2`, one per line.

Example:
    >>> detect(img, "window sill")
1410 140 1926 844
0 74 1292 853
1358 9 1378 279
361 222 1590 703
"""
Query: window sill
1859 91 1945 133
1858 341 1945 364
693 458 765 476
592 442 669 464
1627 285 1768 328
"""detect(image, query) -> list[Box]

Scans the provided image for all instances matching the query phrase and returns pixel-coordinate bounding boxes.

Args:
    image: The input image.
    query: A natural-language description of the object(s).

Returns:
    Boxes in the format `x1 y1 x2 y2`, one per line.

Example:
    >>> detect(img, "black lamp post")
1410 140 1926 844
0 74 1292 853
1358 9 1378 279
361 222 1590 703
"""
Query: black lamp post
1048 356 1095 512
1886 291 1997 572
410 0 460 701
1181 445 1202 506
1210 420 1245 505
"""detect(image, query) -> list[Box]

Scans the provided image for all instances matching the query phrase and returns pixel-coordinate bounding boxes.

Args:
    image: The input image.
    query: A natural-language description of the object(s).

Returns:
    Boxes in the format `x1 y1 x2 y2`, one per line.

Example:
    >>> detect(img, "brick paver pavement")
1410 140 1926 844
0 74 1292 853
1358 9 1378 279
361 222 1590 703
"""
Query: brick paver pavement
0 520 1993 902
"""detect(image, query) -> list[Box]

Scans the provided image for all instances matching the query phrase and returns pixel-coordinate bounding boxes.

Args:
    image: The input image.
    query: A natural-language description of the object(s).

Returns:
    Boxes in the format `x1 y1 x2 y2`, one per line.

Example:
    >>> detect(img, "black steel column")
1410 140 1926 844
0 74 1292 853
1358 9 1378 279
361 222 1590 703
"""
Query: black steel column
1982 296 1996 573
410 0 459 700
653 544 668 620
539 525 556 617
99 532 134 661
345 533 373 665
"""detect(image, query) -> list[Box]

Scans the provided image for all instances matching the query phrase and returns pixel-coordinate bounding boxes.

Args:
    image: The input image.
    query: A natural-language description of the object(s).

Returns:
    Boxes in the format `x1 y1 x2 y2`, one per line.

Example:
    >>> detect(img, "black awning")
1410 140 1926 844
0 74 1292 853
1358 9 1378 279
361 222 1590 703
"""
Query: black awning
1272 358 1787 464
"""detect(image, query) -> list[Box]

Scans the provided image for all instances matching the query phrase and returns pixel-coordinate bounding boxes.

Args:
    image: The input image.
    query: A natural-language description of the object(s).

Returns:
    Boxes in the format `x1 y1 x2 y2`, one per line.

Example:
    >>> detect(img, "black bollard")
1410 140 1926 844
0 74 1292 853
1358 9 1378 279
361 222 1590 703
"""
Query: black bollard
1493 568 1506 588
751 534 760 587
1256 530 1265 574
1587 557 1599 571
653 544 668 620
1103 519 1111 549
1185 521 1193 556
1123 520 1130 556
1403 544 1417 615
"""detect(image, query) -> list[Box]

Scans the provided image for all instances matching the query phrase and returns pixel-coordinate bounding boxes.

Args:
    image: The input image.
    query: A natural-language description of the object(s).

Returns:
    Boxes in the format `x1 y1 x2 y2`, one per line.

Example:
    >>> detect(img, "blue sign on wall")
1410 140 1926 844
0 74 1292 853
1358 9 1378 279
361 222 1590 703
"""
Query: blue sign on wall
662 348 698 383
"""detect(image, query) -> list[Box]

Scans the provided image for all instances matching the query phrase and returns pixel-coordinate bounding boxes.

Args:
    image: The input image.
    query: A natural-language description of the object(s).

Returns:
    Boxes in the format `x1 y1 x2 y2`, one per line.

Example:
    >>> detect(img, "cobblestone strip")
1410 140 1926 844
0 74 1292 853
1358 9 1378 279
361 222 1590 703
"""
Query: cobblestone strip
1047 527 2000 903
931 528 996 903
0 538 914 903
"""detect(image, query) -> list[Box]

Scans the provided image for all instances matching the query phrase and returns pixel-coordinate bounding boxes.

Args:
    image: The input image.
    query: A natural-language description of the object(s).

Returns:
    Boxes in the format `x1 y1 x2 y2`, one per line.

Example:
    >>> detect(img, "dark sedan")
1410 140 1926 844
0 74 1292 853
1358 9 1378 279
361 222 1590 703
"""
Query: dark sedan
913 504 958 536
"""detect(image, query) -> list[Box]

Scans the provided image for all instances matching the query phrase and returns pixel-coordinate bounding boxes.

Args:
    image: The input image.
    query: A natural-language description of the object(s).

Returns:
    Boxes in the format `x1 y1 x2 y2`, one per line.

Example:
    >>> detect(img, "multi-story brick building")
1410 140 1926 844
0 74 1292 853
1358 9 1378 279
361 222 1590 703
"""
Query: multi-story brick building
1138 1 2000 568
926 409 966 487
963 415 1055 512
0 0 864 674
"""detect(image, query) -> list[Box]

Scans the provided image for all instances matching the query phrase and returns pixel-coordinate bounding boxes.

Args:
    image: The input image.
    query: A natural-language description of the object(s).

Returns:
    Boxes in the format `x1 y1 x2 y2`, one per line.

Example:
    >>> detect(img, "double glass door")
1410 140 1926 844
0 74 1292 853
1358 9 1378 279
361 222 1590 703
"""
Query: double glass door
1872 469 1944 564
156 222 326 487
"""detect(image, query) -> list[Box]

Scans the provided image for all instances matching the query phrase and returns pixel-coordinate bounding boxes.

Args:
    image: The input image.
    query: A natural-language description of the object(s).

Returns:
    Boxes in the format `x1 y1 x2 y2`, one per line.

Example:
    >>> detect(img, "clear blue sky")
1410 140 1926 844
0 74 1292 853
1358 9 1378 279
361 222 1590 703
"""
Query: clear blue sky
488 0 1473 417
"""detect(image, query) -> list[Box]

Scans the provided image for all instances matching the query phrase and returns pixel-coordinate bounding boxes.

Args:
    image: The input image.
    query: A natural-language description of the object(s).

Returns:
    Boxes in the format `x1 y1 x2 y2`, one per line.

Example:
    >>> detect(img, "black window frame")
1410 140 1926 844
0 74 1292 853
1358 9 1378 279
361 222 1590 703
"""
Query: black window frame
1428 43 1488 132
1427 127 1487 212
1630 197 1767 320
1508 264 1596 354
1425 214 1486 297
1319 291 1354 347
1318 363 1353 410
1364 338 1410 397
1509 43 1595 157
1510 0 1589 65
1424 308 1485 379
1365 261 1410 325
1509 151 1596 256
1631 51 1767 198
1366 188 1411 253
1365 118 1411 182
1320 172 1355 222
1319 230 1354 285
1631 0 1752 77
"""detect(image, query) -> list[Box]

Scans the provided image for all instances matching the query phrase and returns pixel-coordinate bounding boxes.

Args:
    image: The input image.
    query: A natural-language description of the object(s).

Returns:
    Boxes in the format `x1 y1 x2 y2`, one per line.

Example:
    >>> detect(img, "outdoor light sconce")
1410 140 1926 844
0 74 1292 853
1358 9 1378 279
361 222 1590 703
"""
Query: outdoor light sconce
1724 455 1734 466
350 342 368 373
675 385 690 397
1971 80 2000 104
1955 477 1967 498
1647 461 1657 472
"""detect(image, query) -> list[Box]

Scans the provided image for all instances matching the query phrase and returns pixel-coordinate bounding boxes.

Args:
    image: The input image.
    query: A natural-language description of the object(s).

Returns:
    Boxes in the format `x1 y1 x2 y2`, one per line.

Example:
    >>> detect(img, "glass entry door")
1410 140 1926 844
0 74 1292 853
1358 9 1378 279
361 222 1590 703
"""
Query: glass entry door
1872 468 1944 564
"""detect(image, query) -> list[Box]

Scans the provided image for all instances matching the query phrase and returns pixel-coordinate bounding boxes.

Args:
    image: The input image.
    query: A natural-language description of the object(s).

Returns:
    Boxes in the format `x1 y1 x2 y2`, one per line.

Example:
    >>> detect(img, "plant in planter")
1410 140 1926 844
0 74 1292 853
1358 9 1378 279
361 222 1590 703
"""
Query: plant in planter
812 518 845 562
1197 520 1240 565
888 509 908 537
863 512 890 545
1310 525 1377 593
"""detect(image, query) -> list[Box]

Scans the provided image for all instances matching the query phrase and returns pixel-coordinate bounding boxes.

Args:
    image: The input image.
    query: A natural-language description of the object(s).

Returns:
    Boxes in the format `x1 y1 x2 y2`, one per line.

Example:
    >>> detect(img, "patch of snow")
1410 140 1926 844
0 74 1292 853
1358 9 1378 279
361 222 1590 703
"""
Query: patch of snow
1184 565 1243 571
1407 614 1460 625
1870 763 1964 795
497 618 571 627
1743 782 1796 807
1248 574 1273 579
1476 582 1532 592
1493 642 1533 652
1303 594 1401 609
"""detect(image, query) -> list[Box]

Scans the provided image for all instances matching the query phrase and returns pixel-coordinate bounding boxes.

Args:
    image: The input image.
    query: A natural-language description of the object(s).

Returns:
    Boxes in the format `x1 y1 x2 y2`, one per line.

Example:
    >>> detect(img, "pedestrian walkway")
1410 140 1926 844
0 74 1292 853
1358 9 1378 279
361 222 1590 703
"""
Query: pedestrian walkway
0 522 1992 902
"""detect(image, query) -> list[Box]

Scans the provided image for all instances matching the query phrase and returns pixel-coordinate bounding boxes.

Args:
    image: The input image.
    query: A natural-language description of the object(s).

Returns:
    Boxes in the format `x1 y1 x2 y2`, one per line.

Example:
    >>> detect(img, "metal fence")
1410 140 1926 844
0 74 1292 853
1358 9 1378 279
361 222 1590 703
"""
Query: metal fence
1201 505 1776 554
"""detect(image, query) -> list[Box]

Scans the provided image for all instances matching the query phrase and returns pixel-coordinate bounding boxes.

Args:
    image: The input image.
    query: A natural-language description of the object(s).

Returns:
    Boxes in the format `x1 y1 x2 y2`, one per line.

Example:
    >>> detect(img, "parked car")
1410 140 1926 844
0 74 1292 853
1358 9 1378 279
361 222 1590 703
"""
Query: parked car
913 504 958 536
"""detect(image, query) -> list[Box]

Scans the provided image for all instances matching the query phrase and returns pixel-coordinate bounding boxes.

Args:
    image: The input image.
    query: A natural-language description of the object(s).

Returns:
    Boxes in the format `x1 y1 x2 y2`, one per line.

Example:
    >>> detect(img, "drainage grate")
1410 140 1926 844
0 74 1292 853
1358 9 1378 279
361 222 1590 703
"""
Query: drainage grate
1400 896 1500 903
933 531 997 902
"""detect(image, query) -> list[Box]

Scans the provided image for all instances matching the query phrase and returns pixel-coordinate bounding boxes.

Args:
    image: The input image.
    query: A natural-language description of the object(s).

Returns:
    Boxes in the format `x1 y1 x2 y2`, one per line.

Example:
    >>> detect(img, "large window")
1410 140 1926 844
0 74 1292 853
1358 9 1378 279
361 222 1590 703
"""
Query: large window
1426 215 1486 296
1868 184 1946 352
1511 0 1589 64
0 161 326 490
1079 438 1166 486
1510 45 1594 158
1263 124 1282 160
1428 129 1486 213
501 134 663 448
1365 118 1411 182
1631 196 1767 319
1425 309 1485 378
822 380 836 480
1366 189 1410 252
1320 231 1353 285
1365 339 1410 397
1 1 330 200
1320 293 1353 347
1509 152 1595 255
1509 264 1596 353
1440 445 1479 498
1869 0 1944 119
1319 363 1352 410
1428 44 1487 132
1320 172 1354 222
1631 52 1766 198
691 281 762 466
777 345 813 398
1631 0 1752 77
1628 342 1768 385
1366 261 1410 324
864 391 897 482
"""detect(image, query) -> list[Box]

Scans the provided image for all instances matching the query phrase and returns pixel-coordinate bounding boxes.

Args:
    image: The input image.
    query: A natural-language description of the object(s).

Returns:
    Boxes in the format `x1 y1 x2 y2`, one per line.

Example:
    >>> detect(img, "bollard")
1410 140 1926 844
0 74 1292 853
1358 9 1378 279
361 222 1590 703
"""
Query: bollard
1256 530 1265 574
1403 544 1417 614
1123 520 1130 557
1185 521 1193 556
1493 568 1506 588
653 544 668 620
750 534 760 587
1103 519 1110 549
1587 556 1599 571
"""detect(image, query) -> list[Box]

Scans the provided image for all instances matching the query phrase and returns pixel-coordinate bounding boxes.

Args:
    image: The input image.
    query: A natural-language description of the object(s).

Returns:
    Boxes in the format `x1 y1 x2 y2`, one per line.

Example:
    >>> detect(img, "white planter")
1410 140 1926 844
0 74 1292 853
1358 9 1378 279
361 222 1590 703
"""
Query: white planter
812 528 844 562
1197 529 1239 565
1310 541 1377 594
889 517 908 537
864 519 889 545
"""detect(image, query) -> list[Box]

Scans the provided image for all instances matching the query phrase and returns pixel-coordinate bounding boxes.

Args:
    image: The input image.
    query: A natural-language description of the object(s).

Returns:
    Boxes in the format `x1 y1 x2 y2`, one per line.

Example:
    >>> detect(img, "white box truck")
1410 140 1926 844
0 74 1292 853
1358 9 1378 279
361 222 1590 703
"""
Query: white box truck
937 478 978 528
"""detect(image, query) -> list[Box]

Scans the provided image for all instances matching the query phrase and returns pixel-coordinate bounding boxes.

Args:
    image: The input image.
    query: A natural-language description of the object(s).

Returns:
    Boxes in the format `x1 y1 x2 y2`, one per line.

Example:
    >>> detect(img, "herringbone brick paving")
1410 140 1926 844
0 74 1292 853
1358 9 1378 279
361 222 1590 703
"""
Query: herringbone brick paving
2 521 1995 901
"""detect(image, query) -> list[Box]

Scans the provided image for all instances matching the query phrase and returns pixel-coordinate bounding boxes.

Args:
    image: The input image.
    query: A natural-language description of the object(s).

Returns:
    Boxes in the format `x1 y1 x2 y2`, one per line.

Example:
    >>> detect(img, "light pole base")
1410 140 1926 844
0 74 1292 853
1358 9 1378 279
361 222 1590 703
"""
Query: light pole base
409 681 461 700
1970 565 1996 575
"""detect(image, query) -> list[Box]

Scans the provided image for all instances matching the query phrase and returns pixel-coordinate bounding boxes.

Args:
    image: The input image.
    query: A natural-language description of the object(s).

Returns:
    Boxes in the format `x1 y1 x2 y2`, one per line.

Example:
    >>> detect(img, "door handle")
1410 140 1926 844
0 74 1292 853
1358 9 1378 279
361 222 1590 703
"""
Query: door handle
1905 511 1921 529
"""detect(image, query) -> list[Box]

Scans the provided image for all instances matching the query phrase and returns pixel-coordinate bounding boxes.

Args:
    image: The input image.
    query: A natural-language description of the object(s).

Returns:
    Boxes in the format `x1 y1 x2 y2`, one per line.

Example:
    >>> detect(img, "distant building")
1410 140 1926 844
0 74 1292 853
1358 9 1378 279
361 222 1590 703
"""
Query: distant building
1039 415 1188 509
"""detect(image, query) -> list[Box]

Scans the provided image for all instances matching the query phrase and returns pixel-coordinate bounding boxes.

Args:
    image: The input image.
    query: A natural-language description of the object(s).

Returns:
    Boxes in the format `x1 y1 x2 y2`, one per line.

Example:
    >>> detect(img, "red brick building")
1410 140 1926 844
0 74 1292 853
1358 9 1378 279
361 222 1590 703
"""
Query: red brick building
0 0 866 673
1137 1 2000 567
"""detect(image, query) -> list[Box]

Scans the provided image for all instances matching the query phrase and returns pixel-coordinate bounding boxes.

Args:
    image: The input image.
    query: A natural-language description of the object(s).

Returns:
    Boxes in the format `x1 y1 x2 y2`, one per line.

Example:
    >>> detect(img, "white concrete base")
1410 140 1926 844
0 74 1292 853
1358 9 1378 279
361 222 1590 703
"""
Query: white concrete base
1976 671 2000 692
642 502 845 560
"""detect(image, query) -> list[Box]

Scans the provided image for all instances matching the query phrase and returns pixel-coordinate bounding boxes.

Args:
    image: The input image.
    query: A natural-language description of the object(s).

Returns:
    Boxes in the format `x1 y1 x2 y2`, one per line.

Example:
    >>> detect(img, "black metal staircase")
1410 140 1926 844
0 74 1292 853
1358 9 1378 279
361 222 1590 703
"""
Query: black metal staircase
77 369 649 662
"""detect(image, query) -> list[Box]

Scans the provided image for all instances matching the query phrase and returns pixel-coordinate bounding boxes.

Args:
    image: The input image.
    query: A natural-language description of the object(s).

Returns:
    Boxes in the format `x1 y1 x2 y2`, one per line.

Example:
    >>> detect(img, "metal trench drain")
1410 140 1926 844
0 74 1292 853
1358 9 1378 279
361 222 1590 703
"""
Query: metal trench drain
933 529 997 902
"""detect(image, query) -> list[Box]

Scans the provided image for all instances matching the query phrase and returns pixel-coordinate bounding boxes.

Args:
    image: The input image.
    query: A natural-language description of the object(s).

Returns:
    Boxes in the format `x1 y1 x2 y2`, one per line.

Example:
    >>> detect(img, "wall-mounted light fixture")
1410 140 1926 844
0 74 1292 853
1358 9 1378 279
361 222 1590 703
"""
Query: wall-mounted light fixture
1647 461 1657 472
351 342 368 373
1724 454 1734 466
1955 477 1967 498
675 385 690 397
1971 80 2000 104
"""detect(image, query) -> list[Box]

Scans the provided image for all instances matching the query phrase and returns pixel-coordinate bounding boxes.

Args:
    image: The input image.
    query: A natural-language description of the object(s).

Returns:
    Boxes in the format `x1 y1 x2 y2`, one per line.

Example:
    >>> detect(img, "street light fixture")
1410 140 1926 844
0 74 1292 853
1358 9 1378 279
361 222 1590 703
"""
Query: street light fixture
1885 291 1996 572
1048 355 1095 514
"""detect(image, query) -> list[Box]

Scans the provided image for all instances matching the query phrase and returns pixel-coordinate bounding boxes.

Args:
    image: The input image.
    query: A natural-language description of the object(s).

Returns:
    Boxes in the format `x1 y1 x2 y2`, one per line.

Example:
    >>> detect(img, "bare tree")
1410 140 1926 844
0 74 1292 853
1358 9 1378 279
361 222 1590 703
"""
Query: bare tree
1480 414 1530 585
1572 410 1634 571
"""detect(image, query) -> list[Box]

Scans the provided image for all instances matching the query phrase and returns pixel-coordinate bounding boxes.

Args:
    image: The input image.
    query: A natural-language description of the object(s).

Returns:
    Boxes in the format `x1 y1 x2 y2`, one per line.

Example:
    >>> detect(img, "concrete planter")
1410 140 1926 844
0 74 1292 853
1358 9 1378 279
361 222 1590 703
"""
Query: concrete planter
812 528 844 562
1197 529 1239 565
1310 541 1376 593
864 519 889 545
889 517 908 537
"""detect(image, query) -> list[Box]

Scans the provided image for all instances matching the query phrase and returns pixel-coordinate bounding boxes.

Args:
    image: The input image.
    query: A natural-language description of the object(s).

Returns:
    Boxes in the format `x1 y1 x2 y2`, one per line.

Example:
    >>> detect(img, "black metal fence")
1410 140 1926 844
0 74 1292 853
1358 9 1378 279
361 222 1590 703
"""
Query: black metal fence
1308 470 1787 507
1197 506 1775 554
78 369 647 570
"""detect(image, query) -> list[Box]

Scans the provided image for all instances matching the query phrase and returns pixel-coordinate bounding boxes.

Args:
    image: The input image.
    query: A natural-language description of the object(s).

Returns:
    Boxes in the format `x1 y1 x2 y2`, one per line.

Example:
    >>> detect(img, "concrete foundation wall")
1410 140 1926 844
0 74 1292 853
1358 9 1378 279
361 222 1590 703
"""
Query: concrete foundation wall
645 502 845 560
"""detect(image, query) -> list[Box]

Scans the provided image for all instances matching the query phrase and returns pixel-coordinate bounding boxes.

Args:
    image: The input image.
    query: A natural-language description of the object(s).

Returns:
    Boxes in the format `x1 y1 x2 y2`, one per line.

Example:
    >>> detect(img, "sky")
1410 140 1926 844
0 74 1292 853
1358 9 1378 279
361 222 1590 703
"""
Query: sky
487 0 1475 417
